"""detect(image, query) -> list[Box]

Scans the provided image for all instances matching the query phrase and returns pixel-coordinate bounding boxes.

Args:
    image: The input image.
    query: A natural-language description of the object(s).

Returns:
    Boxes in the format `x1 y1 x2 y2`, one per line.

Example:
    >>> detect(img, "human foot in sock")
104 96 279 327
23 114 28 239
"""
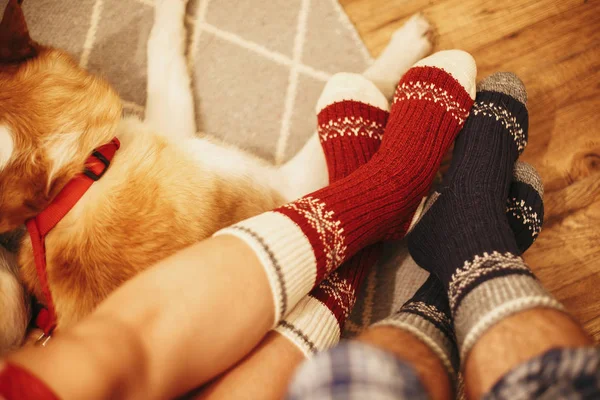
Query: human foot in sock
407 72 563 359
217 50 476 324
276 73 544 358
418 159 545 256
373 161 546 384
276 73 389 355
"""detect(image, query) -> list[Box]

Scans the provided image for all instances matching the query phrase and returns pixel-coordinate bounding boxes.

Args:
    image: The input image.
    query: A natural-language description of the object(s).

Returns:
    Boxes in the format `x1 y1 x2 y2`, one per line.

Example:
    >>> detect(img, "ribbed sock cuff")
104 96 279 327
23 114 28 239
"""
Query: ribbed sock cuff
375 311 458 380
214 211 318 326
452 255 564 360
275 296 341 357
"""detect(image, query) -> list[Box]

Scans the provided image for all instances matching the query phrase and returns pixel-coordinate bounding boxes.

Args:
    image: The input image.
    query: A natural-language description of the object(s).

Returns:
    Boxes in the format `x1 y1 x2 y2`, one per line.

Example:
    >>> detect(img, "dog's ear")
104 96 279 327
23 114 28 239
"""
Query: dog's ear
0 0 38 64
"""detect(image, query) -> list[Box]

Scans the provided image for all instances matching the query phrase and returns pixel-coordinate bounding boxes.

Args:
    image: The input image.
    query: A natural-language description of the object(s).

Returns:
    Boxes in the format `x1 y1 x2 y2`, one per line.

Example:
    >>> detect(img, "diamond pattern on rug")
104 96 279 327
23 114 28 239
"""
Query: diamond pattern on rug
16 0 372 164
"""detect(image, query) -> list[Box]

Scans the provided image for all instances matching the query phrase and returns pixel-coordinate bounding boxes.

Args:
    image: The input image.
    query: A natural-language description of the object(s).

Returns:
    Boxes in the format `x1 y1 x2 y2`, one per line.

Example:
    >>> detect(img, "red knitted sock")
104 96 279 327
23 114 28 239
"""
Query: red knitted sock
216 50 477 324
276 73 389 354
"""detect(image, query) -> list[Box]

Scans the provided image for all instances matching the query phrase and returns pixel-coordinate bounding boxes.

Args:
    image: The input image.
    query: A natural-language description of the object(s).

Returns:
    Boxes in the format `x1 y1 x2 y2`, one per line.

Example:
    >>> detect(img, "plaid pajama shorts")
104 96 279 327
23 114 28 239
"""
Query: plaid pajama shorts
287 342 600 400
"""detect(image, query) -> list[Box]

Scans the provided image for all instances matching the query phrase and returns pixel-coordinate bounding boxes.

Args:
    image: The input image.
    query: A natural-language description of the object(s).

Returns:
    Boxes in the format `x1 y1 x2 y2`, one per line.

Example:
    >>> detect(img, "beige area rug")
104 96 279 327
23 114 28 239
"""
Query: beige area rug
4 0 430 336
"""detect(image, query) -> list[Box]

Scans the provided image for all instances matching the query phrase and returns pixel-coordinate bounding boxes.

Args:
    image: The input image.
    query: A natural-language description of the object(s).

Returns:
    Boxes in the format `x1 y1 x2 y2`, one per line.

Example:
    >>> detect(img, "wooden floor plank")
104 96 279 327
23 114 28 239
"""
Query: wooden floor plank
342 0 600 341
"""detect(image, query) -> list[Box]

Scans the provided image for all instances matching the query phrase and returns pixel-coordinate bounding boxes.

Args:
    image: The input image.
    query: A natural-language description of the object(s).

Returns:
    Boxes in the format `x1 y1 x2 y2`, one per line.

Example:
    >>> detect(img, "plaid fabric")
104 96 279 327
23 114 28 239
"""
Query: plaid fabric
287 343 599 400
485 347 600 400
286 342 429 400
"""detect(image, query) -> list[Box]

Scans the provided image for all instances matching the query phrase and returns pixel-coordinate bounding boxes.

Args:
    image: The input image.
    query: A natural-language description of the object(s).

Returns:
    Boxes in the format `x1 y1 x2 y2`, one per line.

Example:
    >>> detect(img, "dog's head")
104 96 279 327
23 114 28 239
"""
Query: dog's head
0 0 122 232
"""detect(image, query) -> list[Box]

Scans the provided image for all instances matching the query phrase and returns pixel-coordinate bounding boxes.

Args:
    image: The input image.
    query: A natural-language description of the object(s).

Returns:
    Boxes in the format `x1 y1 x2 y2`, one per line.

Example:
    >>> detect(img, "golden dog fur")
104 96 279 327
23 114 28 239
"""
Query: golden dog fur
0 0 284 333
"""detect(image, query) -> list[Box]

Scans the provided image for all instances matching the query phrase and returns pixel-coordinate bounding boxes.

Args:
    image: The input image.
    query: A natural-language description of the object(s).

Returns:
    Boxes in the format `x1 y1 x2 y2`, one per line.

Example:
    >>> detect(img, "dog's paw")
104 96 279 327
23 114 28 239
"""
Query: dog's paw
392 13 434 60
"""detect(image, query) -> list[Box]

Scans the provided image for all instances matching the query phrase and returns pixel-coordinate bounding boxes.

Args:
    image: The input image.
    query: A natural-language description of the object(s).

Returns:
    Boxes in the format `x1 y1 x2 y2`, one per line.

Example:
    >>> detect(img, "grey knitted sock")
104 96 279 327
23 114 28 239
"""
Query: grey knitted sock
375 275 458 381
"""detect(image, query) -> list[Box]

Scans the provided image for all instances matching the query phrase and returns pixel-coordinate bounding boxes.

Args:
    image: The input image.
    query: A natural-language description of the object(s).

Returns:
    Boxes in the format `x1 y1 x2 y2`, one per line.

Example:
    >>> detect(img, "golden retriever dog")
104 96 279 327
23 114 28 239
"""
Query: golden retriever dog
0 0 433 354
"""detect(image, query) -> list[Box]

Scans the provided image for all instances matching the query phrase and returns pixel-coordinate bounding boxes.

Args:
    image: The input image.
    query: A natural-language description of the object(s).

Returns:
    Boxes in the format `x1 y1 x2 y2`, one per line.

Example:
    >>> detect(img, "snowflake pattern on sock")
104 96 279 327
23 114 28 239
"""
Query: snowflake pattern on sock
282 196 347 275
448 251 534 312
318 272 356 319
471 101 527 153
506 197 542 237
319 116 385 142
393 81 470 123
401 301 453 328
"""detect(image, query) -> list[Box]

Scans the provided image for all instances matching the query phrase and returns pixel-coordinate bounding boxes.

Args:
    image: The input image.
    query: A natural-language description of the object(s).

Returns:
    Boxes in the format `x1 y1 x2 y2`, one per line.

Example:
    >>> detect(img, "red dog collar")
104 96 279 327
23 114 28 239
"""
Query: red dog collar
25 138 120 342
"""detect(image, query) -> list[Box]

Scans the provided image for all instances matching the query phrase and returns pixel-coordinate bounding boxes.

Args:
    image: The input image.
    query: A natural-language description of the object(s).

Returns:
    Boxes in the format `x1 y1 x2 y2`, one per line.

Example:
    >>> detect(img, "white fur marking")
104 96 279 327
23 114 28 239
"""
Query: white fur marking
0 125 14 171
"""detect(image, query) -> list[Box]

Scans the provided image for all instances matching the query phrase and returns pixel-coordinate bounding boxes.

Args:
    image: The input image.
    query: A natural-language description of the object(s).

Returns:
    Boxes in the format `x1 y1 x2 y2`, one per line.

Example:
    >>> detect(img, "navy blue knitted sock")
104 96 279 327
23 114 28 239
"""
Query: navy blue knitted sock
374 161 545 372
407 72 563 360
371 161 545 386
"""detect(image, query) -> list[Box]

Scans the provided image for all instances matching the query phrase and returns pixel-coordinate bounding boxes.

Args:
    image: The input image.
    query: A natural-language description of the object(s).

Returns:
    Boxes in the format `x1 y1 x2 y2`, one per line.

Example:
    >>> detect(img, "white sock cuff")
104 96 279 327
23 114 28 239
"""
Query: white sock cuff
316 72 390 113
214 211 317 326
414 50 477 100
275 295 341 357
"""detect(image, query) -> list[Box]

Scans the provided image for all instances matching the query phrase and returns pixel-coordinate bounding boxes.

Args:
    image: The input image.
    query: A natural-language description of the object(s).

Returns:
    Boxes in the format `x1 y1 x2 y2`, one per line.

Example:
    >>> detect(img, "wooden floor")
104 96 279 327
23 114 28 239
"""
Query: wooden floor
341 0 600 341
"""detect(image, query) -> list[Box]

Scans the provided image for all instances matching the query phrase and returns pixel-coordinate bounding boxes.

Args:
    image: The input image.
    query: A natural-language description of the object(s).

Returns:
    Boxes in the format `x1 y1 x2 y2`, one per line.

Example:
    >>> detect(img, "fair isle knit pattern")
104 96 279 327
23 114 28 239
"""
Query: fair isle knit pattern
471 101 527 153
316 272 356 319
308 244 381 325
218 55 476 328
448 252 534 312
318 116 385 142
275 63 473 282
316 100 390 182
393 79 470 124
402 301 453 329
281 197 347 276
506 198 542 238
